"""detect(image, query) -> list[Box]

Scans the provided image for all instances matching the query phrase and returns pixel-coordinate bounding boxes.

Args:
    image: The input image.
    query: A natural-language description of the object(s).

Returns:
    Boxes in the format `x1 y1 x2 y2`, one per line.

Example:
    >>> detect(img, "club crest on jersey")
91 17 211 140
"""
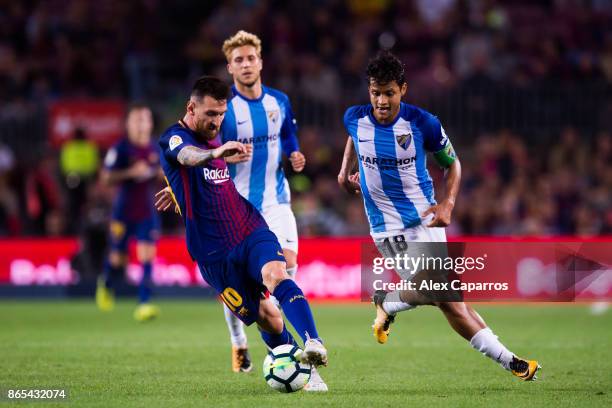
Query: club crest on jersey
267 110 279 123
396 132 412 150
203 167 230 184
169 135 183 151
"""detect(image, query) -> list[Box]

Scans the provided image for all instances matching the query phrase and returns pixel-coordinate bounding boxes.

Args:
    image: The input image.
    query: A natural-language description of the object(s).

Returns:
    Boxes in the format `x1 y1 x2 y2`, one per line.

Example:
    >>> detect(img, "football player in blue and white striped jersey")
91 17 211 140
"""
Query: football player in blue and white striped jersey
339 51 540 382
218 31 327 391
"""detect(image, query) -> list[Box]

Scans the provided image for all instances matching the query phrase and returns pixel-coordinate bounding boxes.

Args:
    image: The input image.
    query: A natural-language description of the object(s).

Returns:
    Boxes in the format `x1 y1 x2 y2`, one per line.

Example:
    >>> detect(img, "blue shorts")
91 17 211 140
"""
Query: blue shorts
198 228 286 326
109 216 160 252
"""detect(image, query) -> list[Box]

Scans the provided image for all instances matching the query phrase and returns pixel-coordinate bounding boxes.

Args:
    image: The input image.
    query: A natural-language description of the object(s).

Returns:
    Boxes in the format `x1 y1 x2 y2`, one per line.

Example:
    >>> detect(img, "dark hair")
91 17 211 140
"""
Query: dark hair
125 102 155 130
126 102 151 115
191 75 230 101
366 51 406 86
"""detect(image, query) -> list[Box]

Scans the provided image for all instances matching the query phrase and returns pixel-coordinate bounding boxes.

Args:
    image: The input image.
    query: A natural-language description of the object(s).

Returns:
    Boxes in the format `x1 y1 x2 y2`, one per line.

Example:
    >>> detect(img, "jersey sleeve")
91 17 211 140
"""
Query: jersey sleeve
280 97 299 156
421 112 457 167
104 143 127 170
343 106 361 139
421 113 445 152
159 130 195 165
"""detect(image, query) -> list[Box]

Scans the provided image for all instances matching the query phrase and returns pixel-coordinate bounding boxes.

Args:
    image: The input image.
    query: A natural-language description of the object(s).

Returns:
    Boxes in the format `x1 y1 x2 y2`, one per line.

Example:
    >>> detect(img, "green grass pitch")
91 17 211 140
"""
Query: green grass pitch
1 301 611 407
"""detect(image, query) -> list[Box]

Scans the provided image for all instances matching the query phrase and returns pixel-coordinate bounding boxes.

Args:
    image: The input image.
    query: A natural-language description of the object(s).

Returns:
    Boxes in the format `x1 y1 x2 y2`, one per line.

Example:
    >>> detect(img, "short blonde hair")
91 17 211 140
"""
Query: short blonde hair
222 30 262 61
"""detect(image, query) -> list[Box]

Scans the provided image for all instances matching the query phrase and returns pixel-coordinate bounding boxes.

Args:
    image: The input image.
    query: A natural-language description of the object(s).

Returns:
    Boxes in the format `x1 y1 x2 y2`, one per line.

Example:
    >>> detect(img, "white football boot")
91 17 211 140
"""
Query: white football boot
303 366 328 392
301 334 328 367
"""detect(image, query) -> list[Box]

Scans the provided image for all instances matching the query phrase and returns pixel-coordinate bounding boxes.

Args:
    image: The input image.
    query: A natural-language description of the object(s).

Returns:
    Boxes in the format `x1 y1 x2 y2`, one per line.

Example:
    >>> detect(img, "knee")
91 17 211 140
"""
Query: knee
137 243 156 263
109 251 125 267
261 261 289 292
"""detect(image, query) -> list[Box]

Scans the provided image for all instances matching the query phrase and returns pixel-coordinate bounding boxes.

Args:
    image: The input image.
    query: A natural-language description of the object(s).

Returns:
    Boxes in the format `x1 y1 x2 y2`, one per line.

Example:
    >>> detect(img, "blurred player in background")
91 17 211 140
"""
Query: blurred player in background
338 52 541 381
216 30 326 390
96 104 161 322
156 75 328 377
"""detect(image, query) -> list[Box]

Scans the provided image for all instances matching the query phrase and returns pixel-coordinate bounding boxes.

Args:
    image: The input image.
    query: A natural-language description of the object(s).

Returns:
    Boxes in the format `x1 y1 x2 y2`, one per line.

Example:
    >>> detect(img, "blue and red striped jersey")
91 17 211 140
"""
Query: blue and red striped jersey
159 121 267 264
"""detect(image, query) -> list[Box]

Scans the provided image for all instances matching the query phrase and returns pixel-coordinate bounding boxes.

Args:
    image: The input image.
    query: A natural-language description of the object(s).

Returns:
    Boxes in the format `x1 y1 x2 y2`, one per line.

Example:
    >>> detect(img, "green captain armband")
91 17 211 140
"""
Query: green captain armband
433 143 457 168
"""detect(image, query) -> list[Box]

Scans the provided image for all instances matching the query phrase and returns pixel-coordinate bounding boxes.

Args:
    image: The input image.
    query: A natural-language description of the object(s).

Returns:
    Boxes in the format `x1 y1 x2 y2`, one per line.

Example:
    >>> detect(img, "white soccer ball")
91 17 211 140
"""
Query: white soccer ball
263 344 311 393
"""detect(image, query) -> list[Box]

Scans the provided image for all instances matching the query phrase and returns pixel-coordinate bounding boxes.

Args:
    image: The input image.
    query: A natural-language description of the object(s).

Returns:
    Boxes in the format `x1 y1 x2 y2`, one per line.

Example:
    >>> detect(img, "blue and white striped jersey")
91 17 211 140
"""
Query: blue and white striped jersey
220 85 299 212
344 102 451 238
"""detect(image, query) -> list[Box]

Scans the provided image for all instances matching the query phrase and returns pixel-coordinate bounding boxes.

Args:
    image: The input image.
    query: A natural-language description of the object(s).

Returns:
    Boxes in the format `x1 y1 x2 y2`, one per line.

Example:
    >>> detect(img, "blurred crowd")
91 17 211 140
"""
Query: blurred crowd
292 125 612 237
0 0 611 238
1 125 609 238
2 0 612 103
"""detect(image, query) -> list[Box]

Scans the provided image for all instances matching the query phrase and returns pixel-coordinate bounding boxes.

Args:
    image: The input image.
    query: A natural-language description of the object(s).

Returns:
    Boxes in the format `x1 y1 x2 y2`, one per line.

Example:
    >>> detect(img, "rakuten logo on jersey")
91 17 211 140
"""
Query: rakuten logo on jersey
203 167 230 184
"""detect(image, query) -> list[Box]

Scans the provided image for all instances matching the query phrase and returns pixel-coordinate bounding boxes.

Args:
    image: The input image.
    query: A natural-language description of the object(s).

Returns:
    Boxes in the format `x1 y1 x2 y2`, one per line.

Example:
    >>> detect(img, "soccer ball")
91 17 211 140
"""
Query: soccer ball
263 344 311 393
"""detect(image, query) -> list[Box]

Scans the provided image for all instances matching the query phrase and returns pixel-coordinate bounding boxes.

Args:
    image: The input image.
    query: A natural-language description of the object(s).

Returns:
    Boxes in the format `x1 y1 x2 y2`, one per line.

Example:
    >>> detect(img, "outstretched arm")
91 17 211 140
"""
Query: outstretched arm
177 141 248 167
337 136 360 194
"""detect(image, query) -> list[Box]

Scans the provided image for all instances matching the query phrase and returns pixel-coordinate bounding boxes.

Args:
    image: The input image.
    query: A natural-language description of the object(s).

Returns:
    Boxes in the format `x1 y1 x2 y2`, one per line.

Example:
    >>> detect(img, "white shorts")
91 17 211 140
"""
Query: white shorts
372 214 447 243
373 220 447 282
262 203 298 253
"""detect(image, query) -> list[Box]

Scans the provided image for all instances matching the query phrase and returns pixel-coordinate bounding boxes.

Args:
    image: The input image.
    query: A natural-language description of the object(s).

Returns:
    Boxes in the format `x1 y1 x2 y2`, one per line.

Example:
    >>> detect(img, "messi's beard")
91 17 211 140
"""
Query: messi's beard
194 122 219 141
201 127 218 141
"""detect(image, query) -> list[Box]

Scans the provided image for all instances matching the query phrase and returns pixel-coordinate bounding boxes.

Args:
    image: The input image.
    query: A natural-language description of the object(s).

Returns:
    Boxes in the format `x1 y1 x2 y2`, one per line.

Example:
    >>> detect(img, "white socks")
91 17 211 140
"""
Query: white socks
223 303 247 348
286 265 297 279
469 327 514 370
382 291 417 315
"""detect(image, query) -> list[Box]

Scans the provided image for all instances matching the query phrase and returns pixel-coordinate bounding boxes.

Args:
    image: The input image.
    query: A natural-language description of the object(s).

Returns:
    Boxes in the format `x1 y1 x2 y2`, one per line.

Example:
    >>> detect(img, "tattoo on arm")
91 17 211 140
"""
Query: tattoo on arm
177 146 215 167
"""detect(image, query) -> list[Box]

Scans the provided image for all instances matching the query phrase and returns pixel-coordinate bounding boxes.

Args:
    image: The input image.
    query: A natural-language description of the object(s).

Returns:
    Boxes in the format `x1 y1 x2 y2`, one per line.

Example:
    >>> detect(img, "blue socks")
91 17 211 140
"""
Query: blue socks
272 279 319 342
259 325 296 350
103 257 153 304
139 262 152 303
103 259 123 289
